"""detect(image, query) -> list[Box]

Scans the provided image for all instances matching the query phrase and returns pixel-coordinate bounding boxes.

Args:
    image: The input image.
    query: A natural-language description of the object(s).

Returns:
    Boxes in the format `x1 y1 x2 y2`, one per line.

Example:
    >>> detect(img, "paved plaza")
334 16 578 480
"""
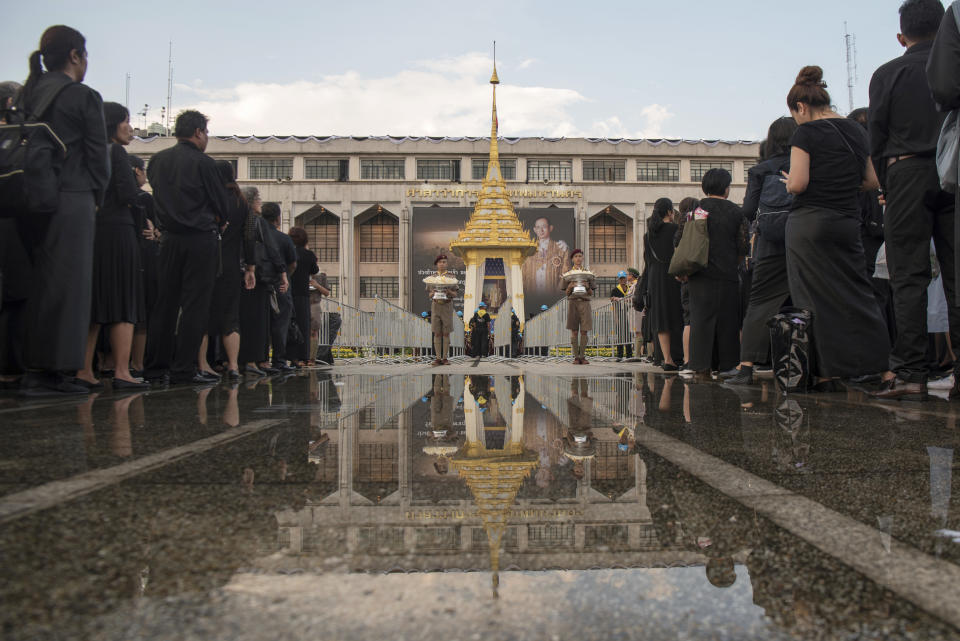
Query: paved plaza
1 362 959 640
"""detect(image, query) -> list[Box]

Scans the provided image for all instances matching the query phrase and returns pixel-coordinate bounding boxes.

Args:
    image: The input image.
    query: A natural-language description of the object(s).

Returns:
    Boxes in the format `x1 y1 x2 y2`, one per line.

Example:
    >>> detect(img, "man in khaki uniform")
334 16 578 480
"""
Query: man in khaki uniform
564 249 594 364
428 254 459 365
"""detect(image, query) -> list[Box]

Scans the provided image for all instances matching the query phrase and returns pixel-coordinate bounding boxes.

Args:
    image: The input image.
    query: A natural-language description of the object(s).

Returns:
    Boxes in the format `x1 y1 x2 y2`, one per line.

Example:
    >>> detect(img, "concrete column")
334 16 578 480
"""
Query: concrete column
399 206 410 310
635 202 646 272
510 377 525 444
509 257 526 329
463 260 479 322
340 201 352 304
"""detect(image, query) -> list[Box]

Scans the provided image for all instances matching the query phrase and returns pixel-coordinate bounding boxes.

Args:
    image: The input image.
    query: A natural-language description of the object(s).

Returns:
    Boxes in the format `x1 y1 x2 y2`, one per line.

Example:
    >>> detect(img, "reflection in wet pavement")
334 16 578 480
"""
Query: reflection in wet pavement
0 372 958 640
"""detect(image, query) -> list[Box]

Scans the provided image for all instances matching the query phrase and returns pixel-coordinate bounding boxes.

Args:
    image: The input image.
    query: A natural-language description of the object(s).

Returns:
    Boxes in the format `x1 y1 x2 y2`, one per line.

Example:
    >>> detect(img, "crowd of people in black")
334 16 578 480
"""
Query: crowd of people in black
0 25 332 396
629 0 960 401
3 0 960 400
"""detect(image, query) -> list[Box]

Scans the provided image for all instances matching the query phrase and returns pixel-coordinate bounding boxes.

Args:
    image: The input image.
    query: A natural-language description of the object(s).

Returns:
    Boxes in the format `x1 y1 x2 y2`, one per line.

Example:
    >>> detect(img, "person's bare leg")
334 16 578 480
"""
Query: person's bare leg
657 331 675 365
682 325 691 365
198 335 214 375
222 332 240 372
580 332 589 363
110 322 137 382
131 328 147 372
76 324 102 384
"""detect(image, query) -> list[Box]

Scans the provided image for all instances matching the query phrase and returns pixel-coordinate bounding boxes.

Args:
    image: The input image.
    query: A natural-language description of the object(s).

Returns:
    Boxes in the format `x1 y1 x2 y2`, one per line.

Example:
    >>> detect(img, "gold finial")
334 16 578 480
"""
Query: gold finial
491 40 499 85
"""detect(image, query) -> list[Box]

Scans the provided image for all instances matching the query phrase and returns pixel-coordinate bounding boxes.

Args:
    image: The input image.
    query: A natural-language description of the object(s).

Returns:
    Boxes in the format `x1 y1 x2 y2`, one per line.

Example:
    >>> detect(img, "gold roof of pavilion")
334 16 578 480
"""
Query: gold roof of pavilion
450 66 536 259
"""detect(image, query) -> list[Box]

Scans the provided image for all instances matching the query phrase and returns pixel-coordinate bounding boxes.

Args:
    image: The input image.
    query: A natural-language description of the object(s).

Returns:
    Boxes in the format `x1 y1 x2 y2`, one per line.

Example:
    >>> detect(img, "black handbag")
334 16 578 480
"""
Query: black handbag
767 307 815 394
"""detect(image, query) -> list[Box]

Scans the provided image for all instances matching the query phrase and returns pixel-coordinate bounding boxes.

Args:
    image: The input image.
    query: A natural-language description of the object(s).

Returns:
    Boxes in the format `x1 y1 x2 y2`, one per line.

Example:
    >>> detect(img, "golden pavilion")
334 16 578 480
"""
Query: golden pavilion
450 65 537 324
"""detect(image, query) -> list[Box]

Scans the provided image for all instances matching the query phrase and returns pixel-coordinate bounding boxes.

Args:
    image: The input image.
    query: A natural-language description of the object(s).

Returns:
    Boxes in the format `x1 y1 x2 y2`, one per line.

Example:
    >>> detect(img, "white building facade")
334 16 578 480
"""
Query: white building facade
129 135 759 312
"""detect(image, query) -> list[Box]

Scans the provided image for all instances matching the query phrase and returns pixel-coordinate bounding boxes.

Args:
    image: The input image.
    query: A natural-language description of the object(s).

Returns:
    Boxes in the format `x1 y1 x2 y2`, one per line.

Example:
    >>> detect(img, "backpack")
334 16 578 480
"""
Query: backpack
0 76 74 218
935 2 960 193
755 165 794 244
767 307 815 394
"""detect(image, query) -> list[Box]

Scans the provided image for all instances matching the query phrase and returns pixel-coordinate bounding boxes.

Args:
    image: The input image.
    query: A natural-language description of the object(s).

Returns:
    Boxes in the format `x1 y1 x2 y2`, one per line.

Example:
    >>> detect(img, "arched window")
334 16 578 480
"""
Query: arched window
589 211 627 264
302 211 340 262
358 208 399 263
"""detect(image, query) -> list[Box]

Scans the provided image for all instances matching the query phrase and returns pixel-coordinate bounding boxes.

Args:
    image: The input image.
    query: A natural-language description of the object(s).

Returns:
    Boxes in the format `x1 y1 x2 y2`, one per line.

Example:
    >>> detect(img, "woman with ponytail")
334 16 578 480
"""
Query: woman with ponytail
782 65 893 392
18 26 109 397
643 197 683 371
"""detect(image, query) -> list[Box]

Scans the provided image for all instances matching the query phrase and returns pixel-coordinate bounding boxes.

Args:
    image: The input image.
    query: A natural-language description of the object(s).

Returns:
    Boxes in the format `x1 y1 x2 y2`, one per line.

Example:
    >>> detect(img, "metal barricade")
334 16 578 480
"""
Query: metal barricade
521 298 569 360
316 297 375 363
490 312 513 360
373 298 432 364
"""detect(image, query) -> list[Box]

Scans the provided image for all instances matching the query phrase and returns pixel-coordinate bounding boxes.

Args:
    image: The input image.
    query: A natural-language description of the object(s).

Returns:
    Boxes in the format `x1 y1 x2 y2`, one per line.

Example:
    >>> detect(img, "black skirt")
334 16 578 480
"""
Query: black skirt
687 276 740 372
785 206 890 377
239 284 271 363
90 223 144 325
646 262 683 334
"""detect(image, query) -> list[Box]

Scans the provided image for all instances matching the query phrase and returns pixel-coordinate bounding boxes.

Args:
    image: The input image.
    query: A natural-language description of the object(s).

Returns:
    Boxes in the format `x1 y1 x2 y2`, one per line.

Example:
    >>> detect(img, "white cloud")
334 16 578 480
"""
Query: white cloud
588 104 675 139
517 58 537 70
172 53 670 138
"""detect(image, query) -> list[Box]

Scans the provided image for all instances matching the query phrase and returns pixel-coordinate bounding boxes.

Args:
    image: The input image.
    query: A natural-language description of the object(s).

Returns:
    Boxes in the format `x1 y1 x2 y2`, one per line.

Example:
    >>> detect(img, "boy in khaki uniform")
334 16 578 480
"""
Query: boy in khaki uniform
564 249 594 364
427 254 459 365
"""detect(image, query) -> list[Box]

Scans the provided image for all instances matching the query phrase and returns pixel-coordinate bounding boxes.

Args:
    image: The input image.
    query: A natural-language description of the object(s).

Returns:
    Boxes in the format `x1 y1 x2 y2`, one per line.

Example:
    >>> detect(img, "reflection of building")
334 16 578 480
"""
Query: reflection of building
274 375 715 584
130 137 757 313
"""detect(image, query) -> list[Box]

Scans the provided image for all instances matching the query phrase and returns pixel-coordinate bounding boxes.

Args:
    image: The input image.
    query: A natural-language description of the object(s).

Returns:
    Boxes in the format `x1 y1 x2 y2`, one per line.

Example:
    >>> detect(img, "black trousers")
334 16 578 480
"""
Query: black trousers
292 295 312 362
270 289 293 365
145 231 218 378
688 276 740 373
885 157 960 383
22 191 95 371
740 254 790 363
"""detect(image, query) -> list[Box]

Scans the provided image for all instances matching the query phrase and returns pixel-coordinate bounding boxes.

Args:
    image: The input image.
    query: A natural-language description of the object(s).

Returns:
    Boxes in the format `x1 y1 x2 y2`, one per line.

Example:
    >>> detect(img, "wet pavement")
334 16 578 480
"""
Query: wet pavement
1 368 959 640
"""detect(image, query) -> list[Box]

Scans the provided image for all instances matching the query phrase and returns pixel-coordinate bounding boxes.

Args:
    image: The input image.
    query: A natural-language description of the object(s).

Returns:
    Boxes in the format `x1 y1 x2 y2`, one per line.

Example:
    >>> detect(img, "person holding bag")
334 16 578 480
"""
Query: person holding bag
782 66 892 392
683 169 749 377
644 198 683 371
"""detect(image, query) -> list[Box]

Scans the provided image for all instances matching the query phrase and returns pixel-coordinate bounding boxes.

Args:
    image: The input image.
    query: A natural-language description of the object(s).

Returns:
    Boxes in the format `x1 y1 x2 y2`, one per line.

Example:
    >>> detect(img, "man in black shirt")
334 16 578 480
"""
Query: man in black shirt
262 202 296 371
145 110 229 384
869 0 958 398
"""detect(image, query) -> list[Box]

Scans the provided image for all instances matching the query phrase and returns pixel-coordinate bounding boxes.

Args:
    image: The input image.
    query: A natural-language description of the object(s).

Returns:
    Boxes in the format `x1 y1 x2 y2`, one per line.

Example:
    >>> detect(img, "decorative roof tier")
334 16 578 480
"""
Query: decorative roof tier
450 65 536 258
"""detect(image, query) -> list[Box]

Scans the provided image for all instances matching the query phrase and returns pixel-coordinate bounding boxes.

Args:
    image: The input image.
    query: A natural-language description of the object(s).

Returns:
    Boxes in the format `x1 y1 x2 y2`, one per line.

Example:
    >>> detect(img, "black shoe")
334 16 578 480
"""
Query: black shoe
661 363 679 373
725 366 754 386
227 369 241 381
754 364 773 374
848 373 881 384
170 372 217 386
260 366 280 375
198 370 221 383
273 362 295 372
718 367 741 380
244 365 266 377
75 378 105 391
129 369 144 379
112 377 151 391
19 372 90 397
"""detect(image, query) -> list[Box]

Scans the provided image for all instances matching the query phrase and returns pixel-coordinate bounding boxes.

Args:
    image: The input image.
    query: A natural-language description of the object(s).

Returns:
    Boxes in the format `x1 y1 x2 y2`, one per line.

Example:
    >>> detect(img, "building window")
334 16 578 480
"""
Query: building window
472 158 516 180
527 159 572 182
582 159 625 182
359 276 399 298
689 160 734 183
360 159 405 180
306 159 348 181
323 276 340 299
417 159 461 181
304 212 340 262
594 277 620 299
249 158 293 180
743 160 758 183
637 160 679 182
358 211 399 262
589 212 627 264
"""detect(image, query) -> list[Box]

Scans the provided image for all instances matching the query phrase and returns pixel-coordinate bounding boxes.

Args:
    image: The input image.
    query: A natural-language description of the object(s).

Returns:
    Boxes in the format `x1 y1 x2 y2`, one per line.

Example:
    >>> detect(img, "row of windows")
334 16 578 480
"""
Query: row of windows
301 210 634 267
239 157 748 182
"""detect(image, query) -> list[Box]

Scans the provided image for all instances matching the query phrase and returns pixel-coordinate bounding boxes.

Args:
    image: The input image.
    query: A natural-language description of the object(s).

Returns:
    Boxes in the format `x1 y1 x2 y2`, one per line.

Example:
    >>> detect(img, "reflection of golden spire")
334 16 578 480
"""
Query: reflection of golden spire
450 61 536 259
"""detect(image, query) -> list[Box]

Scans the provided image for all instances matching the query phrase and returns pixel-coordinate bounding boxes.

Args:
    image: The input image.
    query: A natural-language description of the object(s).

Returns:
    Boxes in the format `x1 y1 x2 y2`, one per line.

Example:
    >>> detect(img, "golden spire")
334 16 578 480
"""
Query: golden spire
450 61 536 258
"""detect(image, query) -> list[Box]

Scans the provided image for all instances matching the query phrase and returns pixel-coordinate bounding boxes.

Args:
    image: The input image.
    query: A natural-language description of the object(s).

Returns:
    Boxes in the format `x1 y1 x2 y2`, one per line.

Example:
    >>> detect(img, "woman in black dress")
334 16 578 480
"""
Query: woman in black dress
782 66 892 390
239 187 284 376
726 117 797 385
644 197 683 371
128 154 159 376
685 169 749 376
199 161 257 381
75 102 148 390
288 227 321 367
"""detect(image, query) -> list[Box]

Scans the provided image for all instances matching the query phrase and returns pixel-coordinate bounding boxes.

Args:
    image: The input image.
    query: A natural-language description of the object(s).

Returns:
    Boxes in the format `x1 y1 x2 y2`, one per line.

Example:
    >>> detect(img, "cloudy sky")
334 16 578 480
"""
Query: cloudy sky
2 0 914 140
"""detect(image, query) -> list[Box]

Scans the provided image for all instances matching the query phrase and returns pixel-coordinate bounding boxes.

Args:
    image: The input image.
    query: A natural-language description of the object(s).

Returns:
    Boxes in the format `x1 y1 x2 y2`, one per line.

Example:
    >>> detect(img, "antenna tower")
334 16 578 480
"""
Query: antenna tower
124 73 130 110
844 22 858 113
166 41 174 136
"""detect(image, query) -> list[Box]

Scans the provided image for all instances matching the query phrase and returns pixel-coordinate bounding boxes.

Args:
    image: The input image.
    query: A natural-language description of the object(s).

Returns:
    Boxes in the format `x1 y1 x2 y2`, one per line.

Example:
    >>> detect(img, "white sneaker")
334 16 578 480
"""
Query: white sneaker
928 374 954 390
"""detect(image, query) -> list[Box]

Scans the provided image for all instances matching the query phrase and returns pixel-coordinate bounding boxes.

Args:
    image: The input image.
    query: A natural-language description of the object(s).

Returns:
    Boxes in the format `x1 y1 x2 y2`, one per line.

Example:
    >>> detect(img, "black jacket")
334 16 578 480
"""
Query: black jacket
23 72 109 204
146 140 229 234
928 3 960 111
741 155 790 259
